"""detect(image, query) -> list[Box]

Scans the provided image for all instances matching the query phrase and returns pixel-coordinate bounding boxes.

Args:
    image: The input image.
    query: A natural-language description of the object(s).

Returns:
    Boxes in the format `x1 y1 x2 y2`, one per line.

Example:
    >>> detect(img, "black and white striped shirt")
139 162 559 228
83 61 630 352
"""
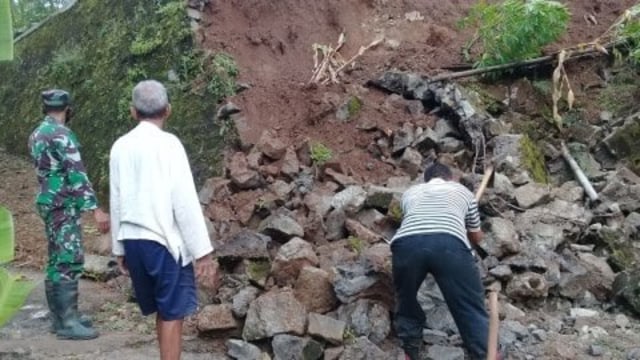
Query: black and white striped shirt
391 178 481 248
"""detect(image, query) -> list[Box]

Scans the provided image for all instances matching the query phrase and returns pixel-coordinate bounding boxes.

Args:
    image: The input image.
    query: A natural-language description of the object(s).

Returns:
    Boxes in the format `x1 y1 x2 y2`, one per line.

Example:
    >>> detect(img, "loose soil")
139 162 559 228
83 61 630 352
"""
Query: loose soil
201 0 637 183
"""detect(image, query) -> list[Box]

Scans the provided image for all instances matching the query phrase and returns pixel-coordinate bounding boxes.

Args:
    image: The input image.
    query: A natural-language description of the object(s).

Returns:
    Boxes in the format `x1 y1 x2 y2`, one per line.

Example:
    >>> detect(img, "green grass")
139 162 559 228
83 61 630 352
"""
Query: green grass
0 0 13 61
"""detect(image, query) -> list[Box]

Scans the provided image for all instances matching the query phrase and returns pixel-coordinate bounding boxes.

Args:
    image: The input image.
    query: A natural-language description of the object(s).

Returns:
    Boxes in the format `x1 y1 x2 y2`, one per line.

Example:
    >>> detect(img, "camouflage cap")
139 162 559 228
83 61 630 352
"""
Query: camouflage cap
41 89 71 107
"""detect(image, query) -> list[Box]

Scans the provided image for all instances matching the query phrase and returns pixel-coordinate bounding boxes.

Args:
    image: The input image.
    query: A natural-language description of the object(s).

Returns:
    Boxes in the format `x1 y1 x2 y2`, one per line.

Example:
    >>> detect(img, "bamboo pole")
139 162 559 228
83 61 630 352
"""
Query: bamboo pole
560 142 599 202
486 291 500 360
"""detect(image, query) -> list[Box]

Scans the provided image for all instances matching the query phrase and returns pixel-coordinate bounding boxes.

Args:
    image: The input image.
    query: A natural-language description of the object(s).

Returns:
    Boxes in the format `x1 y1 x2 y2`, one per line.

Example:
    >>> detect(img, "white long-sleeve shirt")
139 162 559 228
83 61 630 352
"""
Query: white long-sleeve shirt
109 121 213 266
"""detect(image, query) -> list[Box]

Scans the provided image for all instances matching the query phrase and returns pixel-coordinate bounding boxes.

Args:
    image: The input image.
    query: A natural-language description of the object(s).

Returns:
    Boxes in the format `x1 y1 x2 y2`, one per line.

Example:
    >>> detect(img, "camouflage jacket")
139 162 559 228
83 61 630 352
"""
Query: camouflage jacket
28 116 98 211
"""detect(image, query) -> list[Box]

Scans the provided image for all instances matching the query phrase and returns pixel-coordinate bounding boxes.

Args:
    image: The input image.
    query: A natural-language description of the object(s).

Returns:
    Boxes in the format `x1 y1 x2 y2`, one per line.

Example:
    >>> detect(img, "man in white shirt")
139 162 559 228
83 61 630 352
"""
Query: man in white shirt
109 80 216 360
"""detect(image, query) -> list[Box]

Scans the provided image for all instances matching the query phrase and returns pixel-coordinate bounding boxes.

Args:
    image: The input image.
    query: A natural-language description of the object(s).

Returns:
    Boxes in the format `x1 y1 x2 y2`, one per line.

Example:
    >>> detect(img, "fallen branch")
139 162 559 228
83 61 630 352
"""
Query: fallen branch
310 34 382 85
428 40 622 83
560 142 599 202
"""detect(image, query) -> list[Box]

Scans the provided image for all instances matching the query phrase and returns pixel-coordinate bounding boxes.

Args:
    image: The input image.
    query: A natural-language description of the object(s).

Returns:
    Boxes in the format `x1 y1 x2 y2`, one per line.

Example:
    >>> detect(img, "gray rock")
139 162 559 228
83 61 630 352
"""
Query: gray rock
294 167 315 194
345 219 383 244
336 299 390 344
551 181 584 203
258 213 304 242
257 130 287 160
392 123 415 155
326 208 347 241
615 314 630 329
399 147 423 178
489 265 513 280
612 270 640 315
567 142 603 179
625 212 640 239
232 286 261 318
324 347 344 360
559 251 615 301
271 237 319 286
307 313 346 345
295 267 338 314
433 118 460 139
628 347 640 360
599 111 613 123
365 185 401 210
215 230 271 260
493 172 515 198
412 127 440 156
438 137 465 153
242 290 307 341
514 182 550 209
425 303 457 335
506 272 549 300
272 334 324 360
339 337 387 360
83 254 118 281
331 186 367 215
196 304 238 332
325 168 357 187
589 344 605 357
226 339 263 360
501 302 525 320
216 102 241 119
228 152 263 190
304 186 334 217
333 264 388 305
481 217 521 258
426 345 465 360
271 180 295 201
569 308 599 318
422 328 449 345
281 147 300 178
600 169 640 213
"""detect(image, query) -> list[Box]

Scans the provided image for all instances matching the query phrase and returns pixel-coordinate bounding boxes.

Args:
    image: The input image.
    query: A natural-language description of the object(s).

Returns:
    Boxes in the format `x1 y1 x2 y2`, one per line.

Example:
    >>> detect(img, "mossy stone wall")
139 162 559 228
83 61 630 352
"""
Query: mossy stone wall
0 0 235 205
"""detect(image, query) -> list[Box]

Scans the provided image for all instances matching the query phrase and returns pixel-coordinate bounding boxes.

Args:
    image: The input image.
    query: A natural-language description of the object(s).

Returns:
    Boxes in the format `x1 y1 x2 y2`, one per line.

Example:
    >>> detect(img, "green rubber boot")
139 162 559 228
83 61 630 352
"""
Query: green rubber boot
45 280 93 334
54 280 99 340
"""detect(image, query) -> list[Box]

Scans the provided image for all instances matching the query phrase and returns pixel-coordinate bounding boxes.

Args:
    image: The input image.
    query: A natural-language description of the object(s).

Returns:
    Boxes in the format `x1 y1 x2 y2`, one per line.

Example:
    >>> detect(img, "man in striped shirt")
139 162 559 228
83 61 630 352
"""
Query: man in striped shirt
391 162 492 360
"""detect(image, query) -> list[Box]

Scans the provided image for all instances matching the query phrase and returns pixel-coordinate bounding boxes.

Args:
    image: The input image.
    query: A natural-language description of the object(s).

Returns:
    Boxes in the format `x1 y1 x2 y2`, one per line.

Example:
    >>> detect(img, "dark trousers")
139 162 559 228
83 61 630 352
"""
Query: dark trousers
391 233 489 360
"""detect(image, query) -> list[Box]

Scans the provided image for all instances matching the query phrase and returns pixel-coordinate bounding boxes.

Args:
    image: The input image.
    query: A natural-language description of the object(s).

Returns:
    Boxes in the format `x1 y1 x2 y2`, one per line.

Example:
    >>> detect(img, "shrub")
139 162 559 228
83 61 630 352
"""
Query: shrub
310 142 333 166
461 0 570 68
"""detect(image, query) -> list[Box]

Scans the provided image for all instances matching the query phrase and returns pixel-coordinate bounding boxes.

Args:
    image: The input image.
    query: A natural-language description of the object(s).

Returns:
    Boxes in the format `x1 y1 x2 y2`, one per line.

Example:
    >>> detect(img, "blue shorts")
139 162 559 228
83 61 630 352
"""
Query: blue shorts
123 239 197 321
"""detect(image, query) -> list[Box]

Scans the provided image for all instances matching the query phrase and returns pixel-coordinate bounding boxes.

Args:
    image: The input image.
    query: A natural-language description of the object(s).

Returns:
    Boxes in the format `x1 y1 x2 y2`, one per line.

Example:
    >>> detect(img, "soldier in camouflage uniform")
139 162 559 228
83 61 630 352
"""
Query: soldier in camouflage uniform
28 89 110 340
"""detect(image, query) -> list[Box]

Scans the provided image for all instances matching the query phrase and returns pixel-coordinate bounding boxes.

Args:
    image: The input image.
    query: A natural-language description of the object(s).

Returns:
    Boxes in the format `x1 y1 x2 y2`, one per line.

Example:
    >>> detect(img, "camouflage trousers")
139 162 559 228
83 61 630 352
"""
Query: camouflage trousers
36 205 84 283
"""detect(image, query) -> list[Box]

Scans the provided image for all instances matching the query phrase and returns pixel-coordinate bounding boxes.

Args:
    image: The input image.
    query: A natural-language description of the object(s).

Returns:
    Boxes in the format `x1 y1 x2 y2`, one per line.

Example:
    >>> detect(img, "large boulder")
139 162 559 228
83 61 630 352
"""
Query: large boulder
257 130 288 160
242 290 307 341
271 238 319 286
506 272 549 300
226 339 263 360
295 266 338 314
258 213 304 242
272 334 324 360
215 230 271 260
333 260 394 307
307 313 346 345
558 251 615 301
336 299 391 345
339 337 387 360
490 134 546 184
228 152 263 190
331 186 367 215
613 270 640 315
196 304 239 332
513 182 550 209
232 286 261 318
399 147 423 178
480 217 521 259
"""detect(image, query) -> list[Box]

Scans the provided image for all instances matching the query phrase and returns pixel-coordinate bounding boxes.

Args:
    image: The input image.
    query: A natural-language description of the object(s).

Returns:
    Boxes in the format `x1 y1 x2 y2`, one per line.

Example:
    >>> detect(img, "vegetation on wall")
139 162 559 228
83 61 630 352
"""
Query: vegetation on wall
461 0 570 68
0 0 237 205
0 0 13 60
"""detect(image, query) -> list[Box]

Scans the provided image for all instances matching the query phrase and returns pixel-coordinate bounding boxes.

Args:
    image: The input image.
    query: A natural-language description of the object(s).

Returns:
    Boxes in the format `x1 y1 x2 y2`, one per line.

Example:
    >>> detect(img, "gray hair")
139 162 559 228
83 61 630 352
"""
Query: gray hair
132 80 169 118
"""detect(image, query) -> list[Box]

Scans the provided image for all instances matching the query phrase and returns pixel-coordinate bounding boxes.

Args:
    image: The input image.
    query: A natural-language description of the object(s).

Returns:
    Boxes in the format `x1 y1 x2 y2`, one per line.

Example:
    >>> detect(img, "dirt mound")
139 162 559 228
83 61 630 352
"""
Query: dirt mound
200 0 635 183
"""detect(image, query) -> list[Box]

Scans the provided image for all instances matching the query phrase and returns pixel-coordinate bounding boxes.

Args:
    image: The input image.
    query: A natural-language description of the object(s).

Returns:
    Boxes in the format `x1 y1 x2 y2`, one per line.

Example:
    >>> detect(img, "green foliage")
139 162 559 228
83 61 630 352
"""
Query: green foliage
11 0 72 31
310 142 333 166
0 0 237 204
461 0 570 68
347 236 364 255
0 206 35 327
1 0 13 61
519 135 548 183
346 96 362 117
207 53 238 98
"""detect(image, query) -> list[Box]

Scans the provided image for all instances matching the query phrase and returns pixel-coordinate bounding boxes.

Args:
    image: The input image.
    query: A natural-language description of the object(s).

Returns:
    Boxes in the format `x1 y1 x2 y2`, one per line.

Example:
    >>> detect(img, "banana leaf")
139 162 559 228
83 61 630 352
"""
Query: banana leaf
0 268 34 326
0 206 15 263
0 206 34 327
0 0 13 61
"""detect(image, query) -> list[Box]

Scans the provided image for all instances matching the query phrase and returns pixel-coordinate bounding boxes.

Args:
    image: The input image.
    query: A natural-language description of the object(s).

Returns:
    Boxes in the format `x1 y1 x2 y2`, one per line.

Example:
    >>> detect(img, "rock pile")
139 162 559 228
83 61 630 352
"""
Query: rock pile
190 73 640 358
